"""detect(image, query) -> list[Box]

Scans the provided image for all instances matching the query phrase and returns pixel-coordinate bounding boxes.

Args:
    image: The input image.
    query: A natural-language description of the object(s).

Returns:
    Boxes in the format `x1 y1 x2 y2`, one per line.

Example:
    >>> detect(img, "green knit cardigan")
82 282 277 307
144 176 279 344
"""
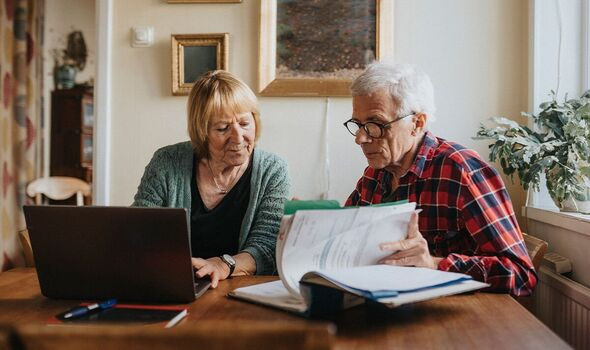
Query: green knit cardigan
132 141 290 275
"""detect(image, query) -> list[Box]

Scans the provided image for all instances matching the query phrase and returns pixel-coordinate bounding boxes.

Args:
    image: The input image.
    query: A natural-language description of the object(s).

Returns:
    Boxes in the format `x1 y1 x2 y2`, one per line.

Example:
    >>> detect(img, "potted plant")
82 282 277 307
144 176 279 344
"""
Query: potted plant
51 30 87 89
474 90 590 214
52 48 77 89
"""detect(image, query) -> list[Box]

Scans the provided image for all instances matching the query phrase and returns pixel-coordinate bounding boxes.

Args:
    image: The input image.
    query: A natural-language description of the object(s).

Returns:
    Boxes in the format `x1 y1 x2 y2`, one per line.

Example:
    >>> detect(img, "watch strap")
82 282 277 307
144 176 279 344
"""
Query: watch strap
220 254 235 277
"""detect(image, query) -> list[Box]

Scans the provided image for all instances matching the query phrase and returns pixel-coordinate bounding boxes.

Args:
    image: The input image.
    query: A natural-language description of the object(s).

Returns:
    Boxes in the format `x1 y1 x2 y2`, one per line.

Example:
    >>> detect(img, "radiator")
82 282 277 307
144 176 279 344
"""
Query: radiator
534 266 590 350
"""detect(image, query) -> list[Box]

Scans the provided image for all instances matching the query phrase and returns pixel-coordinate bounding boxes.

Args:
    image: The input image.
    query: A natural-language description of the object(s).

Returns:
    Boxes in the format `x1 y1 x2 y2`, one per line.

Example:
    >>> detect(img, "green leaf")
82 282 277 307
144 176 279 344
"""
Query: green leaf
492 117 521 129
473 89 590 202
574 102 590 117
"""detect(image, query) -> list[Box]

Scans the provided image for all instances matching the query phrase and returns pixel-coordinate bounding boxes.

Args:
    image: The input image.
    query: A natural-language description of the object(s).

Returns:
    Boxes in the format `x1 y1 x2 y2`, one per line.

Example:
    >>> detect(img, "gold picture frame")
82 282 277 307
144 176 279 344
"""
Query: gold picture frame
167 0 241 3
259 0 394 97
171 33 229 96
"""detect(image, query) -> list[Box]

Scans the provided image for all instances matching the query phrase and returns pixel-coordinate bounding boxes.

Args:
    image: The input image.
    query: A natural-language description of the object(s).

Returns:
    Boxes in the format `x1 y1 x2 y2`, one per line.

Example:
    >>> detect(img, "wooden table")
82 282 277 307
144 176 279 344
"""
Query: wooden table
0 268 571 350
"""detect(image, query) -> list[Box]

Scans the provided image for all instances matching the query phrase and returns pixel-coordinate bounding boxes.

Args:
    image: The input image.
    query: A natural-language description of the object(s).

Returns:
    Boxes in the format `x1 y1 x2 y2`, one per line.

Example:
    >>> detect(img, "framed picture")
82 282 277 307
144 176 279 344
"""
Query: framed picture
259 0 394 97
167 0 241 3
171 33 229 96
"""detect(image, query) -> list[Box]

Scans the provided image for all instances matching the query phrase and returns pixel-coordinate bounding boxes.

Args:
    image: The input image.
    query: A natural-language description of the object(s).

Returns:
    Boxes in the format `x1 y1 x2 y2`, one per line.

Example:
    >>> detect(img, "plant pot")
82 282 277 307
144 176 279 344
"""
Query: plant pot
553 196 578 213
574 187 590 214
552 188 590 214
573 200 590 214
55 65 77 89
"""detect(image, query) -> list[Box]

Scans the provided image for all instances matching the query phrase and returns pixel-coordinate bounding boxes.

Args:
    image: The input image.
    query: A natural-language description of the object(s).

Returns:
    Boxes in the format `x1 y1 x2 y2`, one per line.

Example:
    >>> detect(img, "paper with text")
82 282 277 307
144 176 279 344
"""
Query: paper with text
276 203 416 297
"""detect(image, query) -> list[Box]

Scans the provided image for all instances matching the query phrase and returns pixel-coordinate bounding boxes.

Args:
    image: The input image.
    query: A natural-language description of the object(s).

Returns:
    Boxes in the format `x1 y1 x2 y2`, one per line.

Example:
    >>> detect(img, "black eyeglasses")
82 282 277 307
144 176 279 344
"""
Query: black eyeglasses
343 114 413 138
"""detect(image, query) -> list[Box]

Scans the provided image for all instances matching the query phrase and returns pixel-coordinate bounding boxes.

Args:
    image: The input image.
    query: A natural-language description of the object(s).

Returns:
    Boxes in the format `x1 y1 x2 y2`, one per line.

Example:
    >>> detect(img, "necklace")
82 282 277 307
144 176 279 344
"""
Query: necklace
207 159 239 194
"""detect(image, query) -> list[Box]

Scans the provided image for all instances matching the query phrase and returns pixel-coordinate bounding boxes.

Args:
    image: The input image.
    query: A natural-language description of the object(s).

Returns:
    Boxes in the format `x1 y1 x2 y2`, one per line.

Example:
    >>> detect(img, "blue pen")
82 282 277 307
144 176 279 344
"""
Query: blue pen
63 299 117 319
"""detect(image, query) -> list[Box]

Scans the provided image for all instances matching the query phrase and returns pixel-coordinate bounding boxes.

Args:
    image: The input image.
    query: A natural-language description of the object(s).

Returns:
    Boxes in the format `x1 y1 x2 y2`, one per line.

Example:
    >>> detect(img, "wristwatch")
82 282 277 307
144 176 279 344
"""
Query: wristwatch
220 254 236 278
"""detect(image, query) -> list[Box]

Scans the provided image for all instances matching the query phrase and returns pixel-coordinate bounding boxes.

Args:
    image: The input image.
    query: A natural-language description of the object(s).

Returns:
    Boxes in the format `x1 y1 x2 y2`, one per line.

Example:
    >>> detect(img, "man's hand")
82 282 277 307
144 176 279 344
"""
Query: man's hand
191 257 230 288
378 211 443 269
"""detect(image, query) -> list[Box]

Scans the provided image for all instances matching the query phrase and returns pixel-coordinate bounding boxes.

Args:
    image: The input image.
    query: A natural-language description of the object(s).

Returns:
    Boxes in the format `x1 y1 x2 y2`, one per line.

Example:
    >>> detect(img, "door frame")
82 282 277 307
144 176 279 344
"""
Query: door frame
93 0 112 205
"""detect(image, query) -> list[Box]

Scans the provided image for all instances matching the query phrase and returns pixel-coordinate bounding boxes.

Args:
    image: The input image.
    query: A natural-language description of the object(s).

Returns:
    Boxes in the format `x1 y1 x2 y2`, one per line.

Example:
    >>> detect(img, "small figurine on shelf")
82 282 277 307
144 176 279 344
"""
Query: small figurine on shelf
52 30 88 90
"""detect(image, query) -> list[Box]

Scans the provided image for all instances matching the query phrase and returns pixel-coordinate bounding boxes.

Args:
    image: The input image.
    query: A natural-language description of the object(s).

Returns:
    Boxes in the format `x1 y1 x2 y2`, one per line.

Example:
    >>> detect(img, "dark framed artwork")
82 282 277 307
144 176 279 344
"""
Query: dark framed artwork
259 0 393 96
171 33 229 95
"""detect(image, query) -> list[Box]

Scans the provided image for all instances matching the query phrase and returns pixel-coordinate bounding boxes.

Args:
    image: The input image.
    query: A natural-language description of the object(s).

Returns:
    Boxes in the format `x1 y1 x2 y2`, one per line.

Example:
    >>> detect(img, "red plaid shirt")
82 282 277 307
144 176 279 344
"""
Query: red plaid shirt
345 132 537 296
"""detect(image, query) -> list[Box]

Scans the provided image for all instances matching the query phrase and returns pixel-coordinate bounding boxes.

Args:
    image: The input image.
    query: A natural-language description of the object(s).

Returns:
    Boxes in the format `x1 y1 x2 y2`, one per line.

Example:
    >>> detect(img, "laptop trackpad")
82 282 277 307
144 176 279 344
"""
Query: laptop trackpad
194 277 212 298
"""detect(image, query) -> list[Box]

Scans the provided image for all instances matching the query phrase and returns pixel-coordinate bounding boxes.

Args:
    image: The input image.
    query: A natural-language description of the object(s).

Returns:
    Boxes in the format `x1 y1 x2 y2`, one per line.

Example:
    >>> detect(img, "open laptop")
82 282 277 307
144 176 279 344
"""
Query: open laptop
23 205 211 303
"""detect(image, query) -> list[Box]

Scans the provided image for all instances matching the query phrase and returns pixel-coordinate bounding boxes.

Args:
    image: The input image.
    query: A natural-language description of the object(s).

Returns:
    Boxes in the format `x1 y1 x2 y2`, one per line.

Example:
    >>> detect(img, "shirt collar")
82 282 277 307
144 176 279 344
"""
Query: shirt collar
407 131 439 179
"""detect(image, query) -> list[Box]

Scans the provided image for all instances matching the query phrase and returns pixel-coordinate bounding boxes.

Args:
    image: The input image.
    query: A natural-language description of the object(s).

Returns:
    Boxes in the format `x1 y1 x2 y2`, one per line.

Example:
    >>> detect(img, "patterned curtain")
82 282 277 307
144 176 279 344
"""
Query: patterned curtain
0 0 44 271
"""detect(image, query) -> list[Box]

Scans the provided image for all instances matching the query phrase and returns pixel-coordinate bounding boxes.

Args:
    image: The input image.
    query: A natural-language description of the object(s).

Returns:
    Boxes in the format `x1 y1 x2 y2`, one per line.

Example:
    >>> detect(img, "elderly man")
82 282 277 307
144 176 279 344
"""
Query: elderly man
344 62 536 296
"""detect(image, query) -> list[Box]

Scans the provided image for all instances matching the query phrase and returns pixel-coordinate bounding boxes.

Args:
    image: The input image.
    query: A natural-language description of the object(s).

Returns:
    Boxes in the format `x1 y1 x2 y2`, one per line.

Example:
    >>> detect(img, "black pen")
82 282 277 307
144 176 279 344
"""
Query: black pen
63 299 117 319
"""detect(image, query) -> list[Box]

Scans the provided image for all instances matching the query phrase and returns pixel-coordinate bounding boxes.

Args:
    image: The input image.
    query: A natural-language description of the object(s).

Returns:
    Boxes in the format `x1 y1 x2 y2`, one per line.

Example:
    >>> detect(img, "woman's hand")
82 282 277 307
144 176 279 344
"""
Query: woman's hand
191 257 230 288
378 211 443 269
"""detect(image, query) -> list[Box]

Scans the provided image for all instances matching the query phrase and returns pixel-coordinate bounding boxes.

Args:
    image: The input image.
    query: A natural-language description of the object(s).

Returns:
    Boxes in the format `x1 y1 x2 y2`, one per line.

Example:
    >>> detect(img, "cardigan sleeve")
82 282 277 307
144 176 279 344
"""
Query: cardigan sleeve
240 158 290 275
132 148 169 207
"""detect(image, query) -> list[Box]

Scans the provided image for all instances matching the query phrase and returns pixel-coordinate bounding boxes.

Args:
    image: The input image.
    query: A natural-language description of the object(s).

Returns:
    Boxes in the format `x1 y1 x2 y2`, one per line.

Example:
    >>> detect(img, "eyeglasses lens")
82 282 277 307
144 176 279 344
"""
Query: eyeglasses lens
346 121 360 136
365 123 382 138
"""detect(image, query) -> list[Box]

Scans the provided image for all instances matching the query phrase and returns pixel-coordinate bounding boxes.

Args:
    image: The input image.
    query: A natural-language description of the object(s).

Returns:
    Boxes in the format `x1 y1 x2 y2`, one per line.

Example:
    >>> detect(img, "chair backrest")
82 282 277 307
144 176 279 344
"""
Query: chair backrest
26 177 91 206
18 230 35 268
22 177 90 267
15 321 335 350
521 232 548 272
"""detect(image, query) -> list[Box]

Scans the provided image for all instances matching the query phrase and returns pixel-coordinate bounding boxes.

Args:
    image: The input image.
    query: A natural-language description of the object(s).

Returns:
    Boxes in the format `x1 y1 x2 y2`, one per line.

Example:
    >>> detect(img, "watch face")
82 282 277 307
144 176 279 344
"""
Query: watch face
222 254 236 265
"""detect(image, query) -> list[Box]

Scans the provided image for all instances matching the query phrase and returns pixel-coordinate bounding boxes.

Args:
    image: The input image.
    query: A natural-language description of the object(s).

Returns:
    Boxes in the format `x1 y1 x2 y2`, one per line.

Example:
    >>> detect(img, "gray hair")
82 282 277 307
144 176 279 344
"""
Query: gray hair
351 62 436 122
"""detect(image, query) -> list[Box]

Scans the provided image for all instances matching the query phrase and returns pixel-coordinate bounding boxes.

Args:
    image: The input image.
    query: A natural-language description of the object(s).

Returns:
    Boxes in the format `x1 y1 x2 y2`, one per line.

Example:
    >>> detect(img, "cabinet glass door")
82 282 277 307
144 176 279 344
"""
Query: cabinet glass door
82 100 94 129
81 134 93 165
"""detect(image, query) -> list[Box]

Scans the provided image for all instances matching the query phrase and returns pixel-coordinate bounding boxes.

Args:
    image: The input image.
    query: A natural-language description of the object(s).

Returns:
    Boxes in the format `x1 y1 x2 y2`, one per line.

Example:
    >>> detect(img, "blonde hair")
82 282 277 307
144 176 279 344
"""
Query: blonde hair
187 70 261 159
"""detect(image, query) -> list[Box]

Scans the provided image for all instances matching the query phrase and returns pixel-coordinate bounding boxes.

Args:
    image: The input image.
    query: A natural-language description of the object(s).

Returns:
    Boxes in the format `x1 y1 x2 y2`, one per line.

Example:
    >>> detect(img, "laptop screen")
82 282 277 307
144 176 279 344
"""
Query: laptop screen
24 205 197 303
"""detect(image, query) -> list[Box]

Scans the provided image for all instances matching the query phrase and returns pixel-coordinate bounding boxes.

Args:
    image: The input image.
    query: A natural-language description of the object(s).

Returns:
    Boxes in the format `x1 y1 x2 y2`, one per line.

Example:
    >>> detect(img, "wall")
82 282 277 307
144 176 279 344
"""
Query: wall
108 0 528 225
43 0 96 177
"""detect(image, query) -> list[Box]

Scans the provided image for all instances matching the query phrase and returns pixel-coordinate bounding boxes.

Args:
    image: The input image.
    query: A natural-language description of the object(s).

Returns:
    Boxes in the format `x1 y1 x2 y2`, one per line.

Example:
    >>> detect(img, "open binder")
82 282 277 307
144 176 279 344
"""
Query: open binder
229 201 488 317
230 266 487 317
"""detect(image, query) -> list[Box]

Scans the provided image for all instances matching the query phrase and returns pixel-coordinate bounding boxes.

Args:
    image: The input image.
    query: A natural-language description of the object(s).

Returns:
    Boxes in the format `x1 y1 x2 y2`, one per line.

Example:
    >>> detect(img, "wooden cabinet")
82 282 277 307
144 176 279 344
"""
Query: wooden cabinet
50 87 94 185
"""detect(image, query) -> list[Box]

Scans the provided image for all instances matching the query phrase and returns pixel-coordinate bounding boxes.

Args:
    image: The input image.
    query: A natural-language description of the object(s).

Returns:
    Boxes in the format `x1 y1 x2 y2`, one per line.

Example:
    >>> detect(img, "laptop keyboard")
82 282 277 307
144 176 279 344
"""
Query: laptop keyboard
194 277 212 298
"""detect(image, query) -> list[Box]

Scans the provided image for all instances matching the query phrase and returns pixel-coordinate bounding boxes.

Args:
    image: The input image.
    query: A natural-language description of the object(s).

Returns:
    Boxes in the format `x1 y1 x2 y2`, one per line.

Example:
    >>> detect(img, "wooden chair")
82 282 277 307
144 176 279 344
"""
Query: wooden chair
26 176 91 206
14 321 335 350
518 232 548 313
521 232 548 272
21 177 91 267
18 230 35 267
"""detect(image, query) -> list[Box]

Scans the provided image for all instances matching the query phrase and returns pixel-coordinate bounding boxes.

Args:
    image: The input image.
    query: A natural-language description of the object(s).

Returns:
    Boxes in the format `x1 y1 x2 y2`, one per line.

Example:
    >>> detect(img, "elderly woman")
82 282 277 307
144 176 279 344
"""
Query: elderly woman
344 62 537 296
133 70 290 288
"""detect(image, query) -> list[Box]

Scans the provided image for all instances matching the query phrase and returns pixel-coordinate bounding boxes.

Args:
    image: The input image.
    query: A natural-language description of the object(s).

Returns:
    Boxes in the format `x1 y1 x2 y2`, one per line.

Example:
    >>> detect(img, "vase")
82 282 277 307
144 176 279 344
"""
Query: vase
573 200 590 214
552 188 590 214
555 197 578 213
574 186 590 214
55 65 77 89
